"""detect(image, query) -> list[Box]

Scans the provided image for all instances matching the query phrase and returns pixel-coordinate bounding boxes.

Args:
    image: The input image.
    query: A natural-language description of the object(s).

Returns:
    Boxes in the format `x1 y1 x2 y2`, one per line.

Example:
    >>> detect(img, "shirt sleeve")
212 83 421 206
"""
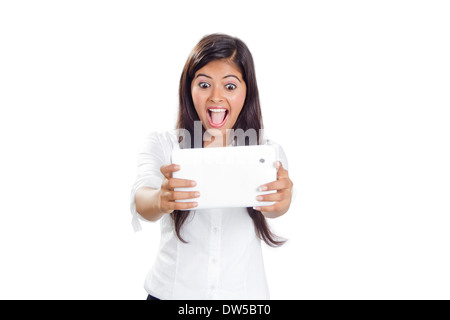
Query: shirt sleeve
265 140 297 203
130 131 169 231
264 139 288 170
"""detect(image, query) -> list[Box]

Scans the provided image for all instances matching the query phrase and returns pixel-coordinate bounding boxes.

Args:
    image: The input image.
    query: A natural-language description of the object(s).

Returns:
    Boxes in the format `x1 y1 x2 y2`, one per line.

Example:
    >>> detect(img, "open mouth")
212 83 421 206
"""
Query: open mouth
207 107 229 128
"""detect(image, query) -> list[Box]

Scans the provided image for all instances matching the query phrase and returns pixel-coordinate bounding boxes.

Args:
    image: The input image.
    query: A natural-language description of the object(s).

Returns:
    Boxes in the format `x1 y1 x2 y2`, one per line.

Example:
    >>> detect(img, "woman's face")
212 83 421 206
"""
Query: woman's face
191 59 247 138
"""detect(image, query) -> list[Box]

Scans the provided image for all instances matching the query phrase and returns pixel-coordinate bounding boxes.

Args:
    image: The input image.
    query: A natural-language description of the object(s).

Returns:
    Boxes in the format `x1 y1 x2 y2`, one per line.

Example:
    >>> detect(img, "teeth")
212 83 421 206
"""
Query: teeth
209 109 227 113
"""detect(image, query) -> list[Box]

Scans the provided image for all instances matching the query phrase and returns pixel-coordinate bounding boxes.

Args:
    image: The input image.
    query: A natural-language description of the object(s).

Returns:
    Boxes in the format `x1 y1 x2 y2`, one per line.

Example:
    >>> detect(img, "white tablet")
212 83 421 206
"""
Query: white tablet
171 145 277 210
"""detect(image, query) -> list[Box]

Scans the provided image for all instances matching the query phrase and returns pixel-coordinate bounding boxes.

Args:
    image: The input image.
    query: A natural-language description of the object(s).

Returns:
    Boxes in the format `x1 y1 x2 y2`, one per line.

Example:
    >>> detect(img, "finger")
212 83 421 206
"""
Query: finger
160 164 180 179
275 161 289 179
167 178 197 189
172 201 198 211
168 190 200 201
259 178 290 192
254 199 288 213
256 192 285 202
253 203 277 213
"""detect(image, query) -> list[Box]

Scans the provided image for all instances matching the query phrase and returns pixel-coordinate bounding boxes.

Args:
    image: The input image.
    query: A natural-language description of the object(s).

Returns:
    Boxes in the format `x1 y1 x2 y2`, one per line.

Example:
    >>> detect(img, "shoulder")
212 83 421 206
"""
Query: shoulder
143 130 179 149
138 130 180 163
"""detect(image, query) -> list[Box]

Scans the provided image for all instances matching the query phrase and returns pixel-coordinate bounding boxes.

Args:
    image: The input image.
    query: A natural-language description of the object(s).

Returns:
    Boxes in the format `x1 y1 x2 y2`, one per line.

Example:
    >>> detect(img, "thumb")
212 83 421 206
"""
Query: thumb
275 161 288 178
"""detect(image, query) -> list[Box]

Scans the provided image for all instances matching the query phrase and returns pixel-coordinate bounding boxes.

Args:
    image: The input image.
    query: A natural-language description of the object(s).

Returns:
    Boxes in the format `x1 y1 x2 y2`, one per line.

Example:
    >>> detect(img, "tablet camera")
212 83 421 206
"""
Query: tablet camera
259 158 265 163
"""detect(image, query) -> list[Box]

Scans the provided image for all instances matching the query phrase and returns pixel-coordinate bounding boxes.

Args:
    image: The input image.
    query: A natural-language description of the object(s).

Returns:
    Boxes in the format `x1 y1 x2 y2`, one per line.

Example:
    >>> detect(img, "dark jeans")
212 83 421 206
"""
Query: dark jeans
146 294 160 300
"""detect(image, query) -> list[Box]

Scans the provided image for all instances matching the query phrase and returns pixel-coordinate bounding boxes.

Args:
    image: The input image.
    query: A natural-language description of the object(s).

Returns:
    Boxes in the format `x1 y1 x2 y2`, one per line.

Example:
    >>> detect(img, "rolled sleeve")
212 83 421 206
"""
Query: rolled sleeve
130 131 173 231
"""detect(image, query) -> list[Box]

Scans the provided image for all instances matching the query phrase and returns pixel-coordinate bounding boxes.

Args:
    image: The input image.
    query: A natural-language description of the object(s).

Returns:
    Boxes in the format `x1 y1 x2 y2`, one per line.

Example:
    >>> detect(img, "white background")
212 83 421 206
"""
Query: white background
0 0 449 300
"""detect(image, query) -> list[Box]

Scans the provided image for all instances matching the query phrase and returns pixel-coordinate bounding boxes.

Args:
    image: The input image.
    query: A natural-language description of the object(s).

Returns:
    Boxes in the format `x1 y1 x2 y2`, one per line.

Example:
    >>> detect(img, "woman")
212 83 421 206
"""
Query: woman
130 33 293 300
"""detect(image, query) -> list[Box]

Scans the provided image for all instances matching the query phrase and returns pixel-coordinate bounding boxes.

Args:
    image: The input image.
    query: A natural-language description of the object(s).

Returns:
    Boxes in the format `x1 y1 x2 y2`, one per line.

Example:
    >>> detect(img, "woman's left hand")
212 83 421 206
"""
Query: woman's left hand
253 161 294 218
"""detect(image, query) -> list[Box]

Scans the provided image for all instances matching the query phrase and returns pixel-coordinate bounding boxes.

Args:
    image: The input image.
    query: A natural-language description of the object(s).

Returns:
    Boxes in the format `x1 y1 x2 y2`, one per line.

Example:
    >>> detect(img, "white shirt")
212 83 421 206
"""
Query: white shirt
130 130 288 300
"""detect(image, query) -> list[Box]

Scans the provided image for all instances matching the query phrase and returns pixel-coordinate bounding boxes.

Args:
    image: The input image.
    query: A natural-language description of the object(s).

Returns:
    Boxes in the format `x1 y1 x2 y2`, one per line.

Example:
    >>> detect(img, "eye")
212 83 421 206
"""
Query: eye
199 82 210 89
225 83 236 90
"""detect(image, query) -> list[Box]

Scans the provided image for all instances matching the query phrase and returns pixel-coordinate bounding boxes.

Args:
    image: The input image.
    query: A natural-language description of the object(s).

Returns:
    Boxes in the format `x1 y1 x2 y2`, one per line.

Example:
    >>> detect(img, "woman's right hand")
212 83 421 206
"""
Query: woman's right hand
158 164 199 214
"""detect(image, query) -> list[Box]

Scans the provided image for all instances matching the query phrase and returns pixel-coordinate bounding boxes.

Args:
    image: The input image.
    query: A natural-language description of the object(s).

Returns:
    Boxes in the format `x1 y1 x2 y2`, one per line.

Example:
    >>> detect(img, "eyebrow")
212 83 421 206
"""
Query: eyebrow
196 73 242 83
224 75 242 83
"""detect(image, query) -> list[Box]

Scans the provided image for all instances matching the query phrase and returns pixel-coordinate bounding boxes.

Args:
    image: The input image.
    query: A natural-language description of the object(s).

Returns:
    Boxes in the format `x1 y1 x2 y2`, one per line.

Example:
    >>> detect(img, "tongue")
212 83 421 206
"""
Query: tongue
211 111 226 124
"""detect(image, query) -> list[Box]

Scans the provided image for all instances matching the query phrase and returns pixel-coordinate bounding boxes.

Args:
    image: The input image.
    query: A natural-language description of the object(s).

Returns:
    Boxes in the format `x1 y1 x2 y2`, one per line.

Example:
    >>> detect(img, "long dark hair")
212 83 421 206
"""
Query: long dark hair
172 33 285 247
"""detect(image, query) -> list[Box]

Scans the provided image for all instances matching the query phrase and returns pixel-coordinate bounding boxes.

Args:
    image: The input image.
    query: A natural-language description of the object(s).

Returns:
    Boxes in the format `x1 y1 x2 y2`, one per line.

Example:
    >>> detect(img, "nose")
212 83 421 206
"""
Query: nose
209 86 224 103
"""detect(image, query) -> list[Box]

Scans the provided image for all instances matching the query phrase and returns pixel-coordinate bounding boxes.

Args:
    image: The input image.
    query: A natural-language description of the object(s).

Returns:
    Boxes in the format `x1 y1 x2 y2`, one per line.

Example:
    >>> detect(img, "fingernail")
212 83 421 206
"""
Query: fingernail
274 161 281 168
259 186 268 192
253 206 261 211
192 202 198 207
173 164 180 170
256 195 264 201
190 181 196 187
194 192 200 197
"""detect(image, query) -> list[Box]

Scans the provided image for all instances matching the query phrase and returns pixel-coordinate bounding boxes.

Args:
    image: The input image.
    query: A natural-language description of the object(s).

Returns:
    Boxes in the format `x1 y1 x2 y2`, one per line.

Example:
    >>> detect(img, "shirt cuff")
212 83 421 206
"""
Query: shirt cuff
130 189 144 232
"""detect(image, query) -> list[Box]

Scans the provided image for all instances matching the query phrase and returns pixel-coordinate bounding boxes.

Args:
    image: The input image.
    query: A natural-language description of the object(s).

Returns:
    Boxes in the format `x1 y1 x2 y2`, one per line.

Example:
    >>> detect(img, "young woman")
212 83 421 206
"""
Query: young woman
130 34 294 300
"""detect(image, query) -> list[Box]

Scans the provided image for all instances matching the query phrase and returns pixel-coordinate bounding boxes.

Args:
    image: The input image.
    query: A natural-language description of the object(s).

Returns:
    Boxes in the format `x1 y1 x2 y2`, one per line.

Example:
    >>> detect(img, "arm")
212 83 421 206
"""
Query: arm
135 164 199 222
135 187 165 222
253 161 294 219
